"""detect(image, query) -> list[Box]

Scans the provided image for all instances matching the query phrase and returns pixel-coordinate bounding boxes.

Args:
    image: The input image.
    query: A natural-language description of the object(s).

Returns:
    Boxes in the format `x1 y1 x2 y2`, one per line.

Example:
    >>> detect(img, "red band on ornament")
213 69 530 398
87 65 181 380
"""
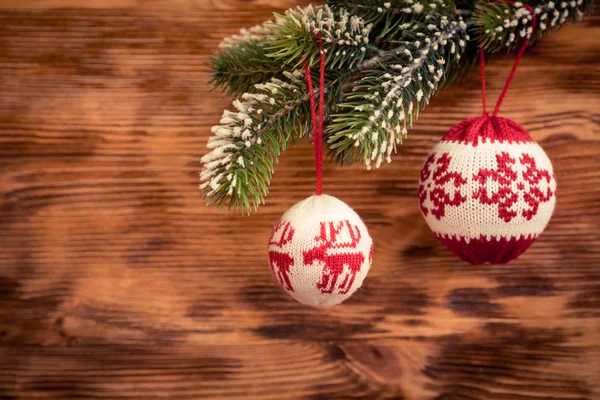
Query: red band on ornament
441 115 534 145
479 0 537 117
302 33 326 196
435 234 538 265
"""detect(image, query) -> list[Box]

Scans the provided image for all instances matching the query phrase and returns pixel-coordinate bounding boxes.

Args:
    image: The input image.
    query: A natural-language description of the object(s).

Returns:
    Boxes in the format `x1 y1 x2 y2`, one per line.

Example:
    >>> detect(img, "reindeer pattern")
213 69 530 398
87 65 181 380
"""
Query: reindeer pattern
268 220 296 291
302 220 367 295
268 213 371 299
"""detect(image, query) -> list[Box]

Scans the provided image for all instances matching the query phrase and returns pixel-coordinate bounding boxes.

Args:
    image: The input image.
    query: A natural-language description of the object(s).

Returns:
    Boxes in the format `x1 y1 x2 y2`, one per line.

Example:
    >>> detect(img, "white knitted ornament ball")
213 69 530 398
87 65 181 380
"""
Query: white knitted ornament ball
418 115 557 264
268 195 373 307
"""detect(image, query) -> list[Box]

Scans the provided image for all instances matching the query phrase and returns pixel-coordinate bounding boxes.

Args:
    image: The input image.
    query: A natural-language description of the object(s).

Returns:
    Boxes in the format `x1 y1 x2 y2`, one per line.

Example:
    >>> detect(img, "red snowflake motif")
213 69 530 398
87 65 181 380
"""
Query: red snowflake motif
268 220 295 292
473 152 554 222
302 220 364 295
418 152 468 220
472 152 519 222
520 154 554 220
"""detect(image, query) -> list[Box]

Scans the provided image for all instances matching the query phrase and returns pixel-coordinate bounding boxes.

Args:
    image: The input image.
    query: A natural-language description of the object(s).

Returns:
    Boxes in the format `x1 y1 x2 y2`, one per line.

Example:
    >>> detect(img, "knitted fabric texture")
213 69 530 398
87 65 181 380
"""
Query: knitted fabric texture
418 115 556 264
268 195 373 307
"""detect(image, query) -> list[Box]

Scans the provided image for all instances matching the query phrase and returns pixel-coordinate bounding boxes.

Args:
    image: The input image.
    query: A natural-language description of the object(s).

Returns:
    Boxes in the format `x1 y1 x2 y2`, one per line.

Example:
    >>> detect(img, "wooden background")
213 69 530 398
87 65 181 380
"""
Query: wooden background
0 1 599 399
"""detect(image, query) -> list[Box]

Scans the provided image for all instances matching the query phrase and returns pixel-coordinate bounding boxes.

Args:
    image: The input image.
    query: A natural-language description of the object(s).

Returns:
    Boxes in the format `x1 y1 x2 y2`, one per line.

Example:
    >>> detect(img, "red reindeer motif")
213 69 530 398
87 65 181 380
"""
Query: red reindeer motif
302 220 364 295
268 220 295 292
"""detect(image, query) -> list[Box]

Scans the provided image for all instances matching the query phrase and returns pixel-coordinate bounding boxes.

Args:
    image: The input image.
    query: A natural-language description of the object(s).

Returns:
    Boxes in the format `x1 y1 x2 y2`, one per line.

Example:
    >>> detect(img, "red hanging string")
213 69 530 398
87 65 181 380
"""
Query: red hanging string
302 32 326 196
480 0 537 116
480 49 488 116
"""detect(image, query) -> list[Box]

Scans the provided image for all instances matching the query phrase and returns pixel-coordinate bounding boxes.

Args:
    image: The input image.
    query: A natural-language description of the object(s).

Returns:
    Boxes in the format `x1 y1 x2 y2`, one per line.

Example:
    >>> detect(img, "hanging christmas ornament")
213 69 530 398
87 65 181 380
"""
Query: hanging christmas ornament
269 195 373 307
268 34 373 307
418 2 556 265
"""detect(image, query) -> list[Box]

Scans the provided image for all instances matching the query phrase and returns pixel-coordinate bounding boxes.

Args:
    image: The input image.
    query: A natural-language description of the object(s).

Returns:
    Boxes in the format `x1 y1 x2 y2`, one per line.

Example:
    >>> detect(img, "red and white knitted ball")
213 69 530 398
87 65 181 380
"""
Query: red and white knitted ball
418 115 556 264
268 195 373 307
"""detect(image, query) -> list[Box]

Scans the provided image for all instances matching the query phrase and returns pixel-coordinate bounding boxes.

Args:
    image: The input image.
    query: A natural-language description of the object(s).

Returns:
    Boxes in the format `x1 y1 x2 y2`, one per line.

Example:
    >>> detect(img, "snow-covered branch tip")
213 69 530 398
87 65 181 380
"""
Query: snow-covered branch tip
218 23 274 49
330 0 455 22
328 15 468 169
475 0 593 51
203 0 594 213
200 71 308 212
265 4 373 69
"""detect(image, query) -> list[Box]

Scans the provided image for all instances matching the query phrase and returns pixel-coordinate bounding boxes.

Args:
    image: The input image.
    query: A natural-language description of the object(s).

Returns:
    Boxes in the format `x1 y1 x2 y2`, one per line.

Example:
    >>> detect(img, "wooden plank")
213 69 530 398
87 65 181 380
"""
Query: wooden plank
0 1 598 399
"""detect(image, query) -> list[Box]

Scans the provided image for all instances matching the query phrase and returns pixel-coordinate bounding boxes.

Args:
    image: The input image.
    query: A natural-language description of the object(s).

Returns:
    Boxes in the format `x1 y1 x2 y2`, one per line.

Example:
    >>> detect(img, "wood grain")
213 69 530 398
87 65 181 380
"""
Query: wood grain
0 1 599 399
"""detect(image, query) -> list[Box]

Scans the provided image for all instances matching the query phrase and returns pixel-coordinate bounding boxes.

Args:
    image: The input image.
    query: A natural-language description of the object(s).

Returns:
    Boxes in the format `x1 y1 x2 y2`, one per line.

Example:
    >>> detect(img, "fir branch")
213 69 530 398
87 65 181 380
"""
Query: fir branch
200 73 306 212
264 5 373 69
474 0 594 52
209 4 377 96
329 0 456 27
209 39 281 96
533 0 595 35
209 23 280 96
329 0 456 47
329 0 456 18
327 15 468 169
202 0 594 213
218 24 274 49
200 72 343 213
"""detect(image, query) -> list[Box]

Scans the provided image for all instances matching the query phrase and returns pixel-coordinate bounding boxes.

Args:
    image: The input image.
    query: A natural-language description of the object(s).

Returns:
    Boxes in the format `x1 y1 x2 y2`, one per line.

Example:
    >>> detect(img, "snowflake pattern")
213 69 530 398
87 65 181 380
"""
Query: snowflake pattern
418 152 468 220
473 152 554 222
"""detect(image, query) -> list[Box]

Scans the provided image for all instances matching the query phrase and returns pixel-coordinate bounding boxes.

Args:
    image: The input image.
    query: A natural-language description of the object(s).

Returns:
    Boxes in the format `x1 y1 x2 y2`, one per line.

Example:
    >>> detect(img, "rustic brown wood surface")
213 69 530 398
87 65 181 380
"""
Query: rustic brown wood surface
0 1 599 399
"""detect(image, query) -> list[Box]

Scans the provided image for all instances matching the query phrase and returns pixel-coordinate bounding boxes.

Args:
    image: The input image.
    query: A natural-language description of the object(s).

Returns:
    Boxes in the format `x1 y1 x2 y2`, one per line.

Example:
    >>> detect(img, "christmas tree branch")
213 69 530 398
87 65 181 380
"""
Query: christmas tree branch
265 5 374 69
200 71 344 212
208 24 281 96
330 0 456 40
209 5 375 96
328 15 468 168
209 39 282 96
201 73 307 211
474 0 594 51
202 0 594 213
